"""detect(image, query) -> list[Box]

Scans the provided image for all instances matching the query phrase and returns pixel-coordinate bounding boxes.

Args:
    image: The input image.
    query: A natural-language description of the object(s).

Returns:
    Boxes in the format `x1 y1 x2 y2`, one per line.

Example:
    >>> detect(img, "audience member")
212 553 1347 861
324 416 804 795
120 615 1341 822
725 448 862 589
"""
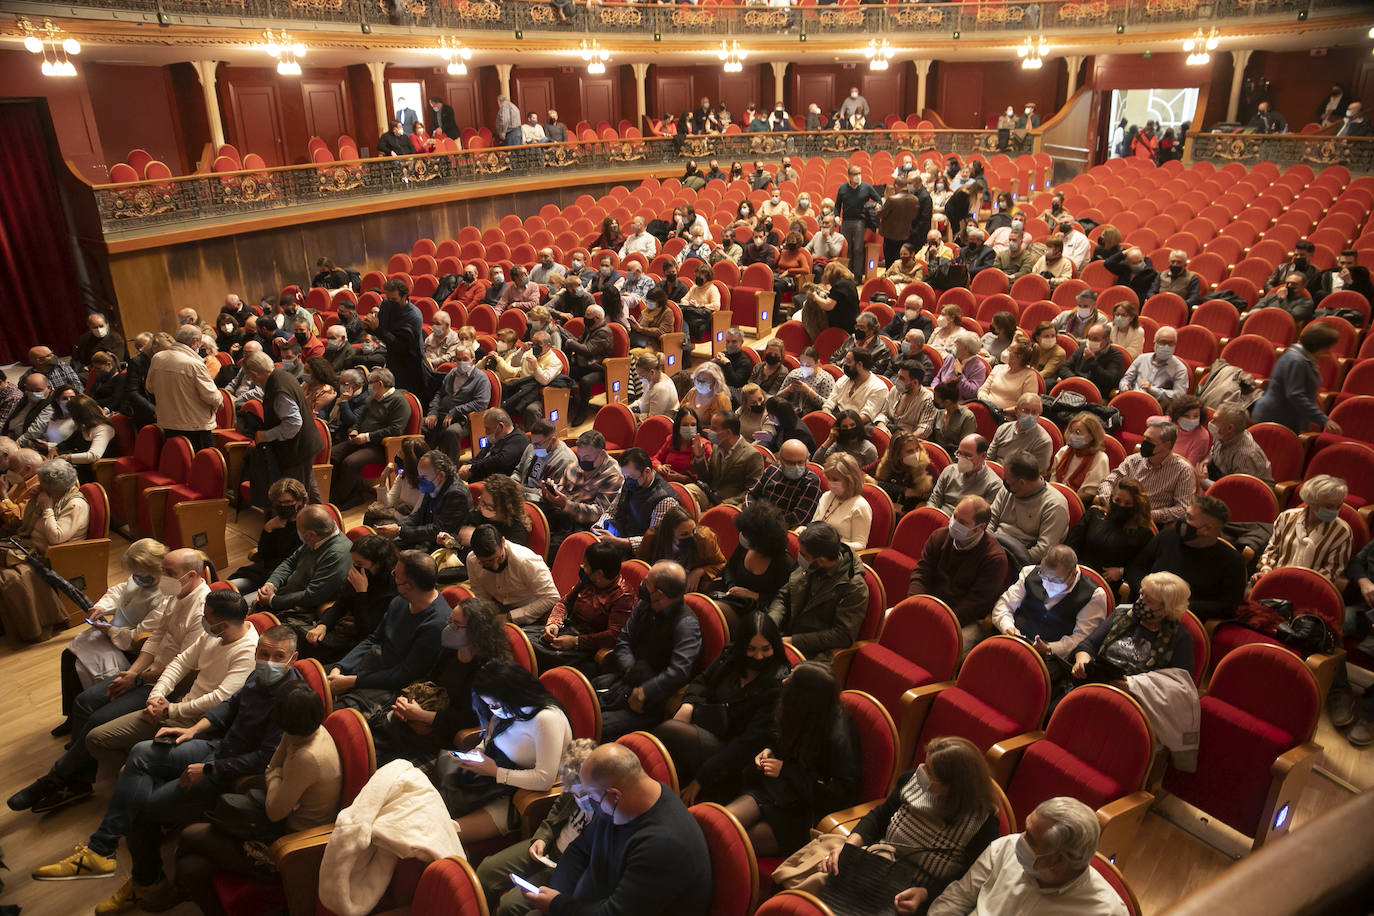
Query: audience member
747 439 822 528
989 453 1070 567
1096 419 1194 526
0 458 90 642
767 522 867 662
1119 325 1188 409
776 347 835 416
1050 413 1111 503
1057 321 1125 400
992 544 1111 660
811 453 873 552
987 393 1053 474
146 326 221 451
1203 406 1273 485
1166 395 1211 465
1251 322 1343 435
1127 496 1244 620
977 339 1038 411
1070 571 1194 685
1065 478 1154 593
303 534 399 665
466 524 559 626
909 495 1011 641
638 505 727 592
331 369 411 509
689 411 766 509
253 504 352 632
1253 475 1352 586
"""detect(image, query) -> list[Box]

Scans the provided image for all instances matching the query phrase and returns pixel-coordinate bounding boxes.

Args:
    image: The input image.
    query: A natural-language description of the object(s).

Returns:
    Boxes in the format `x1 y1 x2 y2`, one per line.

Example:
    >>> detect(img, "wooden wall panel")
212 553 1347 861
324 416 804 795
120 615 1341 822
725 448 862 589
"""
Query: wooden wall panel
514 72 558 128
580 77 618 127
442 79 482 133
718 66 765 123
793 69 838 123
0 49 105 181
108 250 176 337
224 80 288 167
85 64 181 175
301 77 352 146
655 73 697 122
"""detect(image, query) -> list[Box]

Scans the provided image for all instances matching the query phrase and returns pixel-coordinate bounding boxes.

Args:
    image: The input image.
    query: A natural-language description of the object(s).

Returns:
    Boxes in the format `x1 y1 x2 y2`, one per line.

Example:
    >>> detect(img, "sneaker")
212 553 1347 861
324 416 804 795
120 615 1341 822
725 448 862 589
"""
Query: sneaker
135 878 185 913
1327 689 1359 728
1348 720 1374 748
30 782 94 815
31 844 117 881
6 774 62 811
94 877 149 914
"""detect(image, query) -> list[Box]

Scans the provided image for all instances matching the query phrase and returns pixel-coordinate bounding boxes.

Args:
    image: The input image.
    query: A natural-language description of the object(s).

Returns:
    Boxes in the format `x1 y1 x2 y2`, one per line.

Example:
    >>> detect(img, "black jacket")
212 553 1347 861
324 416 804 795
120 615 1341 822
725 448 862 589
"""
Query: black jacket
467 429 528 482
374 299 425 396
378 130 413 157
262 367 323 468
1057 344 1125 400
427 103 459 137
399 478 472 549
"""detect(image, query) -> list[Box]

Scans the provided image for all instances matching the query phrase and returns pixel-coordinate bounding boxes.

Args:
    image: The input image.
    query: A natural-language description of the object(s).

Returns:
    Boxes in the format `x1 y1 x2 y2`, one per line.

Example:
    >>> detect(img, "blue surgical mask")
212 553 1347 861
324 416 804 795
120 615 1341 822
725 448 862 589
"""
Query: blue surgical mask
782 464 806 480
254 661 289 685
695 381 713 396
533 447 549 458
417 475 437 495
1016 413 1036 431
948 519 973 543
1315 507 1340 524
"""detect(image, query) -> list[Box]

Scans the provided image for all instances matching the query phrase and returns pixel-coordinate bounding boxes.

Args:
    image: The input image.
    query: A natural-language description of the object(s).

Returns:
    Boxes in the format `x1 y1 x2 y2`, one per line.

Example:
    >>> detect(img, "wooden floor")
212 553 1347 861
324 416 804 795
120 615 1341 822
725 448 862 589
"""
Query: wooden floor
1 346 1371 913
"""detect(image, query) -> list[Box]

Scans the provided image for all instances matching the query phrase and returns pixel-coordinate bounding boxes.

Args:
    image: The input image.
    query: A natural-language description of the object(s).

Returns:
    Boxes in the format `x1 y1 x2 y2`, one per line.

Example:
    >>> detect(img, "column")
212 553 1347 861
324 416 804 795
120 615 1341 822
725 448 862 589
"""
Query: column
189 60 225 151
1063 55 1084 99
364 61 388 133
770 61 787 108
914 59 933 117
632 62 650 128
1227 49 1251 123
495 64 513 103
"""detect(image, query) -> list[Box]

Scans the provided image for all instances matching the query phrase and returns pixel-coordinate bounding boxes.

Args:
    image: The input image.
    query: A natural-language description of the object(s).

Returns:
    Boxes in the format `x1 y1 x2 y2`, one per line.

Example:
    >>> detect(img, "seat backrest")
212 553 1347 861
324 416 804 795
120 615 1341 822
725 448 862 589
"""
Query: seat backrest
550 531 598 594
79 482 109 539
633 414 673 457
888 506 949 561
1041 684 1153 795
245 611 277 634
1092 854 1142 916
157 435 195 480
292 658 333 712
593 403 637 450
187 448 226 500
503 622 537 674
840 689 899 801
699 504 741 560
958 633 1051 733
879 596 962 685
1207 474 1278 524
689 803 758 916
324 708 377 807
755 891 835 915
683 593 727 673
1250 565 1345 644
860 483 895 549
539 665 601 741
616 731 679 791
1209 643 1320 745
524 503 550 560
409 857 490 916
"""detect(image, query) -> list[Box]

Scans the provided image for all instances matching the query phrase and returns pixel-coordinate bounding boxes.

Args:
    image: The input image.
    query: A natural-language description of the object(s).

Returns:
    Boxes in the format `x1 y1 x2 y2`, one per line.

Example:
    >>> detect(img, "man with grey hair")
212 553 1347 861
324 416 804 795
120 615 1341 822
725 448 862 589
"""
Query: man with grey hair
146 325 221 451
459 408 525 482
254 504 351 629
991 543 1111 660
927 796 1125 915
830 311 891 375
1203 405 1272 486
495 93 522 146
1151 249 1204 307
424 345 491 461
323 323 353 374
1119 325 1188 409
565 303 614 425
327 368 369 441
619 216 660 260
1097 418 1195 526
961 226 996 278
1106 245 1159 304
330 368 412 509
1053 288 1107 339
244 350 323 504
987 393 1053 475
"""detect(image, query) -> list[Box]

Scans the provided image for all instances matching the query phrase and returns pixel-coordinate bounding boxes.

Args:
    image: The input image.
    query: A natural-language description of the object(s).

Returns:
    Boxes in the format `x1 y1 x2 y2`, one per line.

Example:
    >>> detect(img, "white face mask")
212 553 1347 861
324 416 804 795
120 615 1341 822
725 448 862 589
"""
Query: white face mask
157 574 184 597
1154 343 1175 359
956 456 974 475
93 326 108 338
694 381 712 395
798 365 815 378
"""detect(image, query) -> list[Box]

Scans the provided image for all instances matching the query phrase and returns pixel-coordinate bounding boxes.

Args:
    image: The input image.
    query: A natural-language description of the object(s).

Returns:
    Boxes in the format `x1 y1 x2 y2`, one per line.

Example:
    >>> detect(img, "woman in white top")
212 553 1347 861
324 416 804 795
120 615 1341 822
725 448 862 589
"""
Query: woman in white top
54 394 115 483
364 438 423 527
1050 413 1111 504
449 660 573 843
809 452 872 552
928 304 965 357
59 538 168 732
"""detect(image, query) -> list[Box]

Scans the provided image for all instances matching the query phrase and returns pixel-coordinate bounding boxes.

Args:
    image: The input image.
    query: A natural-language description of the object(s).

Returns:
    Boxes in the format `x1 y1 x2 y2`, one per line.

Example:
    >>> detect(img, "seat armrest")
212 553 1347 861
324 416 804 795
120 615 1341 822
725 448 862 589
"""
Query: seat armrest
986 730 1043 788
1095 791 1153 867
896 681 955 771
269 824 335 916
831 641 873 687
818 800 879 836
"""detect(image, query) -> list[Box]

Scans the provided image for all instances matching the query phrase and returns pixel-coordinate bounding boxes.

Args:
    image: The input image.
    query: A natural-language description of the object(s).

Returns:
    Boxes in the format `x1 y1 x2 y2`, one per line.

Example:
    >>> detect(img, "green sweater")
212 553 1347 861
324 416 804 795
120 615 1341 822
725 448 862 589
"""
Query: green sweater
355 390 411 441
266 531 353 612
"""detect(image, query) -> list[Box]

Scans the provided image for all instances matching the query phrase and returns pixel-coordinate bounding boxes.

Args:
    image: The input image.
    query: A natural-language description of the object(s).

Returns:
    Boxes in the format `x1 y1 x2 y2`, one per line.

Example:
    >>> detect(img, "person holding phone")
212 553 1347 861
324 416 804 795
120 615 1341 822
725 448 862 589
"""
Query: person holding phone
990 545 1112 662
475 739 597 916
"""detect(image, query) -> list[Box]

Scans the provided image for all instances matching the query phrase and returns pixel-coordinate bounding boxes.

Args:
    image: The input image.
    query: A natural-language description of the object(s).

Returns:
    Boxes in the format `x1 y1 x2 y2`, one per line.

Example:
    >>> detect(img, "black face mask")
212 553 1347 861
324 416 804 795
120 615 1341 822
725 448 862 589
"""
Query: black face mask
745 654 773 671
837 426 859 442
1293 257 1309 269
274 503 299 521
1107 504 1132 523
1139 440 1157 459
842 365 859 379
1180 520 1199 541
579 458 597 472
294 332 309 344
749 403 765 413
764 353 781 365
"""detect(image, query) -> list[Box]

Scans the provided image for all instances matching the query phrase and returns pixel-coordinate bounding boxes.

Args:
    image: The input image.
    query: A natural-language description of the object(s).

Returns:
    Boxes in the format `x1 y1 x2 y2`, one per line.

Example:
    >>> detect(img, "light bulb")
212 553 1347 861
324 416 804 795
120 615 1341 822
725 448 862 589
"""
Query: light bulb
24 35 42 54
41 59 53 75
1206 37 1217 50
62 61 76 76
293 43 306 57
63 37 80 55
1183 38 1194 51
461 48 472 60
447 62 466 76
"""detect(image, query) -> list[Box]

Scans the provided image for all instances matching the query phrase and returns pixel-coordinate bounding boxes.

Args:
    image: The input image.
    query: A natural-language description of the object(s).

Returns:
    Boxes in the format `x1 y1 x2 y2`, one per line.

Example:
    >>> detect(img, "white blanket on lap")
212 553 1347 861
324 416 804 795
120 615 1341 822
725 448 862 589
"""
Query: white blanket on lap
319 759 465 916
1126 667 1201 772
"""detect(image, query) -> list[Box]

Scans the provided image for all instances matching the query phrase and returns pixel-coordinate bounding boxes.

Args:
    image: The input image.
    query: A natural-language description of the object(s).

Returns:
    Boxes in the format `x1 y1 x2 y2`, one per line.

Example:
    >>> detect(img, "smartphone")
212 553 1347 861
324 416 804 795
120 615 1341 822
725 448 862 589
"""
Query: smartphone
510 874 541 895
84 617 105 627
532 852 558 869
154 732 178 745
449 749 483 762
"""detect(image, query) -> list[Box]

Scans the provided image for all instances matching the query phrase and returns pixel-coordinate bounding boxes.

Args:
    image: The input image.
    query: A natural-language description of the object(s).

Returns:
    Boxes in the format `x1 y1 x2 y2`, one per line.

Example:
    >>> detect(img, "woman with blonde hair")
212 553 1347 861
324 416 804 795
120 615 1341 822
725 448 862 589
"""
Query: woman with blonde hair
809 452 872 551
53 394 116 483
1051 413 1110 503
681 361 732 430
56 538 169 735
1032 320 1066 380
1092 224 1123 263
809 260 860 335
0 458 89 642
872 432 933 514
1109 301 1144 360
1070 570 1195 684
976 339 1039 411
928 303 965 357
1253 474 1352 587
737 383 772 442
526 304 562 350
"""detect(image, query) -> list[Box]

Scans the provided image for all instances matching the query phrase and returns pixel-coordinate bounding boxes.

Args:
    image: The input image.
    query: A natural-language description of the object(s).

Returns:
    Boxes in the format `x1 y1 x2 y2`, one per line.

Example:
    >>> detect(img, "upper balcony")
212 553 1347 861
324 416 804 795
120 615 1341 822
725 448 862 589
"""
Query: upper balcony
7 0 1363 43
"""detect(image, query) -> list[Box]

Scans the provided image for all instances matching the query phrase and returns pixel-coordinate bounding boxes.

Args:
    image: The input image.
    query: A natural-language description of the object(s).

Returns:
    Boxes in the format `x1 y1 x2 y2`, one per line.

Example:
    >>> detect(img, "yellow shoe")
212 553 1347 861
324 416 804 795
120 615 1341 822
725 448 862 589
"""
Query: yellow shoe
31 844 117 881
94 877 142 914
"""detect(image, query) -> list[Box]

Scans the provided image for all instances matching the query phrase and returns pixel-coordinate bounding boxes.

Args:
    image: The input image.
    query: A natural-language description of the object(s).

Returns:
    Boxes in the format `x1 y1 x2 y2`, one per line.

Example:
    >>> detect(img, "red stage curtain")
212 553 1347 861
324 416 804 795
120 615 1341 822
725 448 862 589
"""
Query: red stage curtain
0 100 86 363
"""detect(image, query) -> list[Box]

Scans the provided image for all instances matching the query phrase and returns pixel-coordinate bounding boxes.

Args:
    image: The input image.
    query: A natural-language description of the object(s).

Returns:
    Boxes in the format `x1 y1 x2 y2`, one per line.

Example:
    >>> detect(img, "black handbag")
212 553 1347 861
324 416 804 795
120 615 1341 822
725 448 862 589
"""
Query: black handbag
206 788 282 842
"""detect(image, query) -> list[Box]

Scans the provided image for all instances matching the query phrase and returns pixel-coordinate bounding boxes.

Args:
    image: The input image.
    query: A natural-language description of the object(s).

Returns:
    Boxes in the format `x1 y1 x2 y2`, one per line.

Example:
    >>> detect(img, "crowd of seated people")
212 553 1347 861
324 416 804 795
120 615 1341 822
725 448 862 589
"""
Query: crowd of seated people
2 148 1374 915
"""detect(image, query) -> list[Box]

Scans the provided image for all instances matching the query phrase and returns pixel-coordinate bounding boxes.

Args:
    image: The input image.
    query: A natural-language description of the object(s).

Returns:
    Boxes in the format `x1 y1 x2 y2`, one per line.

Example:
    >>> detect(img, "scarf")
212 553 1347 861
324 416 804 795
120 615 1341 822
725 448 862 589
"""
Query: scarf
1099 601 1179 676
1054 446 1097 492
883 775 986 887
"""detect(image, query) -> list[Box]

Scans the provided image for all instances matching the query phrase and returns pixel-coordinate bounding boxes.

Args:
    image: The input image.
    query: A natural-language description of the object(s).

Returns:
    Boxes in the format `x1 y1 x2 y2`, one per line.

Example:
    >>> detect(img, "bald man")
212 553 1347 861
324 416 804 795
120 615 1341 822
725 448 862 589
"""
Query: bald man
28 345 83 394
521 742 711 915
746 438 822 528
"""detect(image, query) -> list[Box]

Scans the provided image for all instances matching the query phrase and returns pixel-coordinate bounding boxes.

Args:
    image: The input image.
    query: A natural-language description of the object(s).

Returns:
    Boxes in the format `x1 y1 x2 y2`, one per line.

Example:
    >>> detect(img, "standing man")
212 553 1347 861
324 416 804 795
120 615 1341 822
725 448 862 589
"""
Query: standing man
1012 102 1040 150
837 86 869 124
834 164 882 279
146 326 221 451
72 314 125 372
495 94 523 146
876 177 921 268
426 96 458 137
394 97 419 136
1248 101 1287 134
364 278 425 398
243 352 324 504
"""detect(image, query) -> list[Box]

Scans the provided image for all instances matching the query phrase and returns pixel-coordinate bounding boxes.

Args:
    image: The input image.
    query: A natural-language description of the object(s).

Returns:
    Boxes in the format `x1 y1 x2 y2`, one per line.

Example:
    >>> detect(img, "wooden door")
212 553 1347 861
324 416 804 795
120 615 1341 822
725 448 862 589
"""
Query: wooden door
301 78 351 146
227 83 287 167
795 71 836 122
939 69 983 129
861 69 904 125
444 81 480 133
656 74 696 121
580 77 617 128
718 67 759 125
516 74 557 126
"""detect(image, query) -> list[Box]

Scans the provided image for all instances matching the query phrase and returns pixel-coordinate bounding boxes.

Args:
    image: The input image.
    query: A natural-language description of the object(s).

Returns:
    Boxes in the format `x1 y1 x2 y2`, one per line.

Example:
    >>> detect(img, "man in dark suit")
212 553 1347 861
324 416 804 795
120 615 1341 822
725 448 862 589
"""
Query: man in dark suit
1248 101 1288 134
364 278 425 398
395 98 419 135
244 351 324 504
426 96 459 137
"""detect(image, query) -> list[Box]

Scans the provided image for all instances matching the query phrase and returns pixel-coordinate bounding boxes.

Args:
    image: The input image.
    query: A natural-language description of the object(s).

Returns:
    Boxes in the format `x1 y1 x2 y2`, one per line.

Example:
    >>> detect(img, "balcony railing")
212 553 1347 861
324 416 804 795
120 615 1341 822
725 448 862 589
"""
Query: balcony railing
91 128 1009 239
28 0 1346 40
1187 132 1374 174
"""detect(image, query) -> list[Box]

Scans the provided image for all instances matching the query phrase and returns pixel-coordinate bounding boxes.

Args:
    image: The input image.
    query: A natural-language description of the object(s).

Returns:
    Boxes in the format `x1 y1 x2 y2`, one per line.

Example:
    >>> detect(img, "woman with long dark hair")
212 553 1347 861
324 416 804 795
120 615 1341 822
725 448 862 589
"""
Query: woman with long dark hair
375 596 512 765
724 661 861 856
653 406 709 483
756 395 815 453
637 504 726 592
443 660 572 843
654 612 791 804
589 216 625 252
1065 477 1154 594
714 502 796 613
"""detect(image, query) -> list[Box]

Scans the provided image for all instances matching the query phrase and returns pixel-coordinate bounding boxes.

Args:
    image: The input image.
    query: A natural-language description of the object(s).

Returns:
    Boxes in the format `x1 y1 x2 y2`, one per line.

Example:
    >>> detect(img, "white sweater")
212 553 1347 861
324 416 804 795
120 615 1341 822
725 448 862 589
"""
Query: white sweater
812 492 873 552
485 706 573 793
136 581 210 675
152 626 259 721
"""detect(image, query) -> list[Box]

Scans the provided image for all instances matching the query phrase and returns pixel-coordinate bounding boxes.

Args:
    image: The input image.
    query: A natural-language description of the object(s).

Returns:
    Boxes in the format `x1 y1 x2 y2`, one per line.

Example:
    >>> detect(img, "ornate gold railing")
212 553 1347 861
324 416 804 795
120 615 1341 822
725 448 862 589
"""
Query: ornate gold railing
1186 132 1374 173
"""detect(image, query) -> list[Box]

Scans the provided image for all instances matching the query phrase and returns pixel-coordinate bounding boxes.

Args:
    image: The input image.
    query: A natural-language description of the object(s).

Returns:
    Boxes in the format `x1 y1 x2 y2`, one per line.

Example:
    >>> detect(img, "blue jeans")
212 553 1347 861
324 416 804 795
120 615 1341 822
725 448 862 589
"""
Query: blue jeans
51 676 152 786
87 737 219 860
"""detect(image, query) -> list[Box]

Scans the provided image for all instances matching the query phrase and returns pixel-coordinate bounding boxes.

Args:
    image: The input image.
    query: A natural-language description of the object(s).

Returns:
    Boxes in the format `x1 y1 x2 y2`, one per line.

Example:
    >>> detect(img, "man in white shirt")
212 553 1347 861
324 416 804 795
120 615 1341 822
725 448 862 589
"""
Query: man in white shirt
823 350 887 424
30 590 260 883
86 588 259 760
633 353 679 418
927 797 1127 916
467 524 561 626
520 113 548 144
529 248 568 286
7 548 211 815
805 215 846 267
618 217 660 260
1055 217 1092 272
1119 326 1189 409
618 261 656 308
991 545 1110 660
